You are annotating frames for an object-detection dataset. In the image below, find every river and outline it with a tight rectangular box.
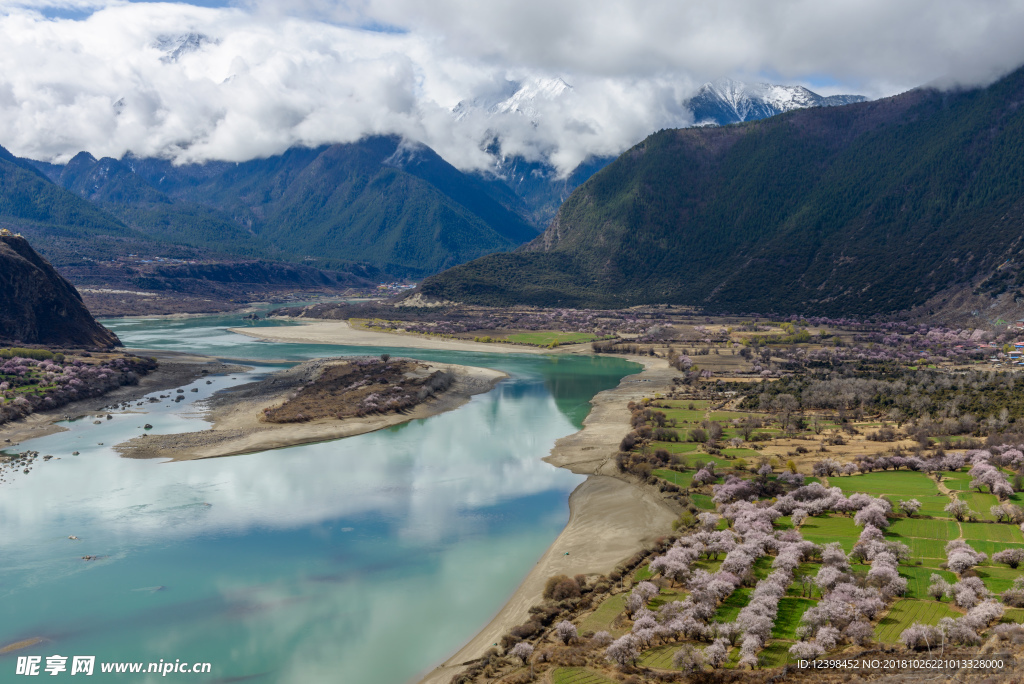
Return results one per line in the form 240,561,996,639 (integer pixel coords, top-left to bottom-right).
0,313,639,683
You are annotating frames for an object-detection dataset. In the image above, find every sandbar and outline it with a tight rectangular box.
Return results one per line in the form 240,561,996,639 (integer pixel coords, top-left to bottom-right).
230,320,571,354
115,358,507,461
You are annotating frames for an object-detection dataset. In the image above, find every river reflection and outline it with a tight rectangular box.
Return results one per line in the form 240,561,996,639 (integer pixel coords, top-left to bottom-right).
0,317,638,684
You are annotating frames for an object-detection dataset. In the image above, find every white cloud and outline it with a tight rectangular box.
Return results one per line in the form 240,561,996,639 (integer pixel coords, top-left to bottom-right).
0,0,1023,173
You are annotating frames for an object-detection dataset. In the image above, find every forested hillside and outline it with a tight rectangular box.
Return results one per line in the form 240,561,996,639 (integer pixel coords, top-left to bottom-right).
420,66,1024,315
31,136,539,277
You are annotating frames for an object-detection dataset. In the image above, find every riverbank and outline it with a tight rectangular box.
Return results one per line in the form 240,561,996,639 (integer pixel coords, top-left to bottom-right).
229,319,589,355
115,358,507,461
0,351,244,450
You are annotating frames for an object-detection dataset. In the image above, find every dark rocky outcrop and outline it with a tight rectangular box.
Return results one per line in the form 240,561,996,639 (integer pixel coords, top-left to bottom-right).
0,231,119,348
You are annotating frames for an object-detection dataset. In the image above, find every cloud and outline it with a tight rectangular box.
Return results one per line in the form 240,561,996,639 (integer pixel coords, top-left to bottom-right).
0,0,1023,173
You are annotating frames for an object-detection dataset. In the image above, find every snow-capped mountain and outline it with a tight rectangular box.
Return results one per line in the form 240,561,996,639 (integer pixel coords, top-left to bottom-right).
686,78,867,126
452,77,572,122
451,76,867,226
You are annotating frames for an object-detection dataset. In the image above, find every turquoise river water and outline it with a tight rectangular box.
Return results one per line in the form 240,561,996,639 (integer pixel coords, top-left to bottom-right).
0,313,639,683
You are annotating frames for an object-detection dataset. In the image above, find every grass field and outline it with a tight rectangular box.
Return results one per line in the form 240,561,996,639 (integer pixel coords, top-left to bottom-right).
758,641,794,668
975,565,1022,593
874,600,963,643
830,471,943,499
967,540,1024,560
799,515,861,551
959,492,1002,521
551,667,617,684
772,598,817,639
649,590,686,610
942,471,972,491
915,495,957,519
649,442,702,454
504,332,598,346
961,522,1024,544
886,518,959,541
899,566,956,600
720,448,760,459
714,587,752,622
638,645,680,669
653,469,695,488
660,409,708,424
1002,608,1024,623
579,594,626,635
691,494,716,510
885,518,960,561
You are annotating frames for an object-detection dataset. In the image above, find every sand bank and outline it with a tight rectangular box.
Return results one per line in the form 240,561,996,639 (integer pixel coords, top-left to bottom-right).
230,320,566,354
115,359,507,461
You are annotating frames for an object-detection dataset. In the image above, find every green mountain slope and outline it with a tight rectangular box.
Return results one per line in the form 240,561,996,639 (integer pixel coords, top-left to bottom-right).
421,66,1024,315
39,136,539,276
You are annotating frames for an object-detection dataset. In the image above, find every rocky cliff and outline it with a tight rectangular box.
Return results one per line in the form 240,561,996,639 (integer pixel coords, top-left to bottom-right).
0,231,120,347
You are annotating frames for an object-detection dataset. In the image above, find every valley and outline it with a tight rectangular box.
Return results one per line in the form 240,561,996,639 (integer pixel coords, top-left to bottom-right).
3,13,1024,684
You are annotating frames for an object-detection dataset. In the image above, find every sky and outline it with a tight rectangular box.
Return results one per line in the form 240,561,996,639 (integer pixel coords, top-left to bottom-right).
2,0,1024,174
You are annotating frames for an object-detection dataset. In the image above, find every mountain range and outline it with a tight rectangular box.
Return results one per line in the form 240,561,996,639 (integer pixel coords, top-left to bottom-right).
685,78,867,126
419,65,1024,317
0,75,869,295
23,136,537,278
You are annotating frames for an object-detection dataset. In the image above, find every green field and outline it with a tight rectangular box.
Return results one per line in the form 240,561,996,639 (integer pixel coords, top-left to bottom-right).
579,594,626,635
942,471,972,491
758,641,794,668
914,495,957,518
886,518,959,541
959,492,1002,521
772,598,817,639
799,516,861,552
691,494,716,510
650,442,702,454
653,469,695,488
638,645,680,669
899,566,956,600
1002,608,1024,623
966,540,1024,559
504,331,599,346
720,447,760,459
551,667,617,684
897,536,949,561
660,409,708,424
961,522,1024,544
714,587,752,622
975,565,1023,593
874,600,963,643
830,471,943,499
885,518,960,561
